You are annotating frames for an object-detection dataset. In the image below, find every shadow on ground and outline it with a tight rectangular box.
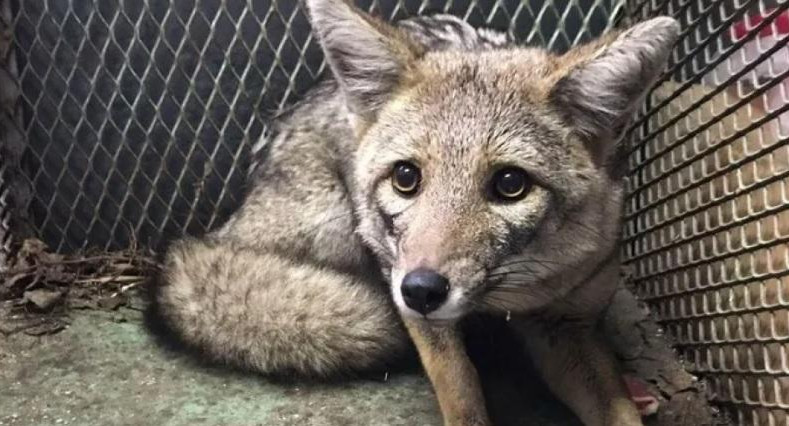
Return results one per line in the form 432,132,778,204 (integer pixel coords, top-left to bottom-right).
0,308,577,426
0,285,726,426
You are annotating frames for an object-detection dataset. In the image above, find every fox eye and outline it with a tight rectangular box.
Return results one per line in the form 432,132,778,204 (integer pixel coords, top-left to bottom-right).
491,167,531,202
392,161,421,196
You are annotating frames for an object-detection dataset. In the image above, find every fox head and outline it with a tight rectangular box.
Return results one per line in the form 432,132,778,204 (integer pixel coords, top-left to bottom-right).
306,0,679,321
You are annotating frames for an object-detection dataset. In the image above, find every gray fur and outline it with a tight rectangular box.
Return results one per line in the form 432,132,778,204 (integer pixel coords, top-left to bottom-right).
154,3,516,378
153,0,679,423
156,237,401,375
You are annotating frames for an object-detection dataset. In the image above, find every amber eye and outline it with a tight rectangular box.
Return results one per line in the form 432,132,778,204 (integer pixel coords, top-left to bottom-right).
491,167,531,201
392,161,421,196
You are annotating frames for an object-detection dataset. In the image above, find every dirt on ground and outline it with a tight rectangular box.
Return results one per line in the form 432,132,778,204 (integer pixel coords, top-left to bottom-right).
0,238,159,336
603,274,732,426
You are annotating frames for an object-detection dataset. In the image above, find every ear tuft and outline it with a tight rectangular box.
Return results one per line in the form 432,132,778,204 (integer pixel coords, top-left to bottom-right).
550,17,680,157
306,0,421,120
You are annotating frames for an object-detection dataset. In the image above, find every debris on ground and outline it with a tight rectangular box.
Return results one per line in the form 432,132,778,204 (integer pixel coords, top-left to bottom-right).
604,269,732,426
0,238,160,336
0,239,728,425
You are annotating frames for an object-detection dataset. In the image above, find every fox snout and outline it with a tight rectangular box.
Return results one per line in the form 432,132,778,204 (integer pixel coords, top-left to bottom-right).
392,231,485,320
392,224,466,318
400,268,450,314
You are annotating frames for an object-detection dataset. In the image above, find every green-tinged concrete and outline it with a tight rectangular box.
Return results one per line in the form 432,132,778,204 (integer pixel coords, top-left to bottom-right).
0,310,441,426
0,288,723,425
0,308,580,426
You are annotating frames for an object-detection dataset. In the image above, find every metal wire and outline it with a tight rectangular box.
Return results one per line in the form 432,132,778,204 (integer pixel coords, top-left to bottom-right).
11,0,618,253
624,0,789,423
11,0,789,422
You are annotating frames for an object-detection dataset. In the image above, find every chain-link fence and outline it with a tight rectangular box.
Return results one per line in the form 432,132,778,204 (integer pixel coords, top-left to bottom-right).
6,0,789,423
11,0,618,253
624,0,789,424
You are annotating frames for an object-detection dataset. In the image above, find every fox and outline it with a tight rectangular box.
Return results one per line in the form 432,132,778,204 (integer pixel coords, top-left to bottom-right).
150,0,681,425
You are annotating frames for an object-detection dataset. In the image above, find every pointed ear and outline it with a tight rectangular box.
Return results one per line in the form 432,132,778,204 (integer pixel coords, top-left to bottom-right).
549,17,680,158
306,0,422,121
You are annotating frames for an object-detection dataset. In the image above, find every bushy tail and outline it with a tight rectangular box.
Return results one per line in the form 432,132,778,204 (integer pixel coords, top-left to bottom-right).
148,237,408,377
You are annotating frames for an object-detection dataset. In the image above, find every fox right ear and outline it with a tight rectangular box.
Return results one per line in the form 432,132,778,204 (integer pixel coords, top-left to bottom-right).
306,0,422,122
549,17,680,161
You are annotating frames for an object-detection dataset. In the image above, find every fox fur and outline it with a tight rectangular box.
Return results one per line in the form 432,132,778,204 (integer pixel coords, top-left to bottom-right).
151,1,680,424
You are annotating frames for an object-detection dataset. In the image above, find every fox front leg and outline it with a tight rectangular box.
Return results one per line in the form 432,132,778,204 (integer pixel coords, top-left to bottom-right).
404,318,490,426
514,319,643,426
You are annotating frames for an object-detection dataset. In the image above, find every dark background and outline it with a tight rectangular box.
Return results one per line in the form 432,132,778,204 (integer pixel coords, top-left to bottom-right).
12,0,624,252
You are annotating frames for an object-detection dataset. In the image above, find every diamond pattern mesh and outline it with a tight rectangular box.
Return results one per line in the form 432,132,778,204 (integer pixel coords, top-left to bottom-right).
11,0,618,253
624,0,789,423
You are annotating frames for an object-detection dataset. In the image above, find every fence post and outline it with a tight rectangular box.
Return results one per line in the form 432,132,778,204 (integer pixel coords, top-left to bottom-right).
0,0,29,270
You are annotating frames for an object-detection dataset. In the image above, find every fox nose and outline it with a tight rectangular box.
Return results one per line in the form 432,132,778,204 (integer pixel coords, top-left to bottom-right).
401,268,450,315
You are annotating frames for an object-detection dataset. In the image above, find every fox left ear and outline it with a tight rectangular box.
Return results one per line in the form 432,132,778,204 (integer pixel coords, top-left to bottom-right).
549,17,680,159
306,0,422,123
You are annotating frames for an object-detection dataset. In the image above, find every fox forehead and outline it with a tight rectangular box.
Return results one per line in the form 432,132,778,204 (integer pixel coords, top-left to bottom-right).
414,47,556,97
382,49,576,143
364,50,596,188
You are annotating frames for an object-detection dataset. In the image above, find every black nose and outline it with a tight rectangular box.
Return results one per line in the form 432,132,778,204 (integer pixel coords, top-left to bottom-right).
401,268,450,315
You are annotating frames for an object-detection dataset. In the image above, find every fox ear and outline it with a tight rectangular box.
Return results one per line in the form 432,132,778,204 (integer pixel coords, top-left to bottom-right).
306,0,421,121
549,17,680,159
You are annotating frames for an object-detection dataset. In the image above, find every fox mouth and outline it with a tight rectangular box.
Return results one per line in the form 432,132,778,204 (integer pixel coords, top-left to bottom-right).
389,267,473,322
397,305,463,323
394,290,471,323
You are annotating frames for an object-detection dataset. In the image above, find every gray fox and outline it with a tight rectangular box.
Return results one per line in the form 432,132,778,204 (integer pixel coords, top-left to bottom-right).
151,1,680,424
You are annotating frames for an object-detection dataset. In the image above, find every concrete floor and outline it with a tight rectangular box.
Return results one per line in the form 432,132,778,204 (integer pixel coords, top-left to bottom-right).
1,309,443,426
0,307,581,426
0,287,723,426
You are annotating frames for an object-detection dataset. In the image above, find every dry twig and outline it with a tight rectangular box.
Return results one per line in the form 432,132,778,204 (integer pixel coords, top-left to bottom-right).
0,238,161,336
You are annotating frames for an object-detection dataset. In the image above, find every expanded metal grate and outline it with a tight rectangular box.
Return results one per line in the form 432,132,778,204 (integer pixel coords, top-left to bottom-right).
624,0,789,424
11,0,618,253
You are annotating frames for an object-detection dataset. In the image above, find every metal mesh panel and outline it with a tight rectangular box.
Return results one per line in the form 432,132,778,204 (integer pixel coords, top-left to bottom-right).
624,0,789,423
11,0,789,421
12,0,619,253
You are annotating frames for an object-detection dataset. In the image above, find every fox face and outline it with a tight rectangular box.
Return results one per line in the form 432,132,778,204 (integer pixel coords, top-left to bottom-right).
307,0,679,321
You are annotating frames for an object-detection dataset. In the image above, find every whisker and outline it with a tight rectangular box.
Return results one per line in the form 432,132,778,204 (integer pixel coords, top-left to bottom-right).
486,271,537,281
492,258,565,274
486,265,537,277
495,257,565,269
489,280,557,298
472,294,514,312
564,217,612,244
